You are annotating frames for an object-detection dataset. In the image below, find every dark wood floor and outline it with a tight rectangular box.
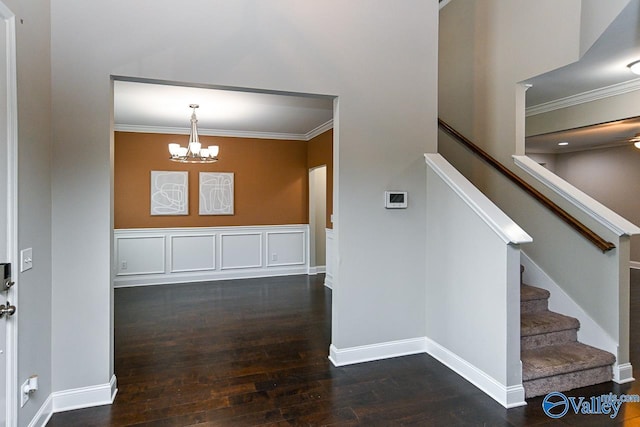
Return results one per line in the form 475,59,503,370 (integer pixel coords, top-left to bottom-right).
48,271,640,426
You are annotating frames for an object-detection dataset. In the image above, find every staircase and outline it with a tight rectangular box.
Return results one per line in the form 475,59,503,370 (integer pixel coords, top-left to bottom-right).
520,281,616,398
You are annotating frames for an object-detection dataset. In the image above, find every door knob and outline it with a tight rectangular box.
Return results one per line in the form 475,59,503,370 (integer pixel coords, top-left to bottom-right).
0,302,16,318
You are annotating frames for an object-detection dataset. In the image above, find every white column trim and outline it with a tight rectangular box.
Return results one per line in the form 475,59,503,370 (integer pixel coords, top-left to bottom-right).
613,362,635,384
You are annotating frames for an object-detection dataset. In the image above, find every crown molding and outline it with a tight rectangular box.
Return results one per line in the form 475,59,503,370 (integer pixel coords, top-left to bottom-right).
439,0,452,9
115,119,333,142
526,78,640,117
305,119,333,140
114,124,307,141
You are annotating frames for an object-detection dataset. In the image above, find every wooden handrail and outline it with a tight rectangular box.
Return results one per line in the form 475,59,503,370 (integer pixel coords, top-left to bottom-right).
438,118,616,252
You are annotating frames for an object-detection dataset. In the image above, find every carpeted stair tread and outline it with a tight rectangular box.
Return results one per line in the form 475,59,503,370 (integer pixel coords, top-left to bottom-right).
522,341,616,381
521,284,549,302
519,279,615,397
521,310,579,337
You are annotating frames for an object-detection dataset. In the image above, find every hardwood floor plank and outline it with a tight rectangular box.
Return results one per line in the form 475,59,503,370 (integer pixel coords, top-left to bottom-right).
47,272,640,426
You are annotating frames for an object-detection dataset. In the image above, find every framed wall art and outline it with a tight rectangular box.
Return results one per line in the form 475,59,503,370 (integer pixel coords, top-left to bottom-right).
150,171,188,215
199,172,234,215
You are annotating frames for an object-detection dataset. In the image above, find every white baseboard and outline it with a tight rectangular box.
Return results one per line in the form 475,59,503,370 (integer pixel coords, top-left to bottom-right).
424,337,526,408
28,376,117,427
329,337,525,408
307,265,326,275
614,362,635,384
328,337,426,367
52,375,117,413
27,394,53,427
114,267,308,288
631,261,640,270
324,274,333,289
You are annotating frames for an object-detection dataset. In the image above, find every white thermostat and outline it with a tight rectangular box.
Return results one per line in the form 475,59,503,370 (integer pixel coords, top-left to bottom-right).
384,191,408,209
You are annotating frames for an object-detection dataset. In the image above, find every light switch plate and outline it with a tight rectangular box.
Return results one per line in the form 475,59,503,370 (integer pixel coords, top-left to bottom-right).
20,248,33,272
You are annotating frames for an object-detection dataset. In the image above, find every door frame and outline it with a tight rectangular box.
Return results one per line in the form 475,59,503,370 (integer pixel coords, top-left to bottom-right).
0,2,19,425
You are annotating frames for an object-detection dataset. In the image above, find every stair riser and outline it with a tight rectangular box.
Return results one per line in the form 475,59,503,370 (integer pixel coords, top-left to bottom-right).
521,299,548,314
524,365,613,398
521,329,577,350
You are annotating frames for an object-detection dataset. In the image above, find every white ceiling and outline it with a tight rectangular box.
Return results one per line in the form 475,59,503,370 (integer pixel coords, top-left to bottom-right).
525,1,640,154
524,0,640,107
113,80,334,140
116,2,640,149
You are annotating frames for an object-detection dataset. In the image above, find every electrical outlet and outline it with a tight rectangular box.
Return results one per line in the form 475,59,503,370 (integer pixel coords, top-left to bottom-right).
21,375,38,407
271,253,277,261
20,378,29,407
121,260,127,270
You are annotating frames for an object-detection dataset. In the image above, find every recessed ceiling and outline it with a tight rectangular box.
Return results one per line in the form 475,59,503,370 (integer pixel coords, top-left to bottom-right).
525,1,640,154
524,0,640,107
526,116,640,154
113,80,334,140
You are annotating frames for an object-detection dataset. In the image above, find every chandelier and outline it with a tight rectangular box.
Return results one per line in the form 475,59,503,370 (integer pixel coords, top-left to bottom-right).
168,104,219,163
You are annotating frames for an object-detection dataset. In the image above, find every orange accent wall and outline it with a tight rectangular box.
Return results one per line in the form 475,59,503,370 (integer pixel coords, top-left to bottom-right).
307,129,334,229
115,132,311,229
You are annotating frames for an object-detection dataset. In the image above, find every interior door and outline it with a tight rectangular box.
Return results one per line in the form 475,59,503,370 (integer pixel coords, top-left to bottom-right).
0,3,17,426
0,10,6,421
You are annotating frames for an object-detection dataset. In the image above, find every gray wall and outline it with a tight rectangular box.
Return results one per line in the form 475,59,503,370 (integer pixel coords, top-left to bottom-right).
439,0,631,369
4,0,53,425
50,1,438,392
554,146,640,261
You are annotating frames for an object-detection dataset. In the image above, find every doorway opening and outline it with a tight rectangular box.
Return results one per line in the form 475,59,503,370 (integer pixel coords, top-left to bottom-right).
308,165,327,275
110,76,338,379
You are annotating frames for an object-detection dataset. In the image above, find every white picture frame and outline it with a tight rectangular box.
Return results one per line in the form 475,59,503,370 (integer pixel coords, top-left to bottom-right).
199,172,234,215
150,171,189,215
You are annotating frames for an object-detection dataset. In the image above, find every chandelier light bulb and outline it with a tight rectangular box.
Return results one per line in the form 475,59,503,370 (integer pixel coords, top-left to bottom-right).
189,141,201,154
168,143,180,156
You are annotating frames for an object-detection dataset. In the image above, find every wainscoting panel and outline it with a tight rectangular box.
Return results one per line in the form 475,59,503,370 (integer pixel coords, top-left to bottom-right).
220,232,262,270
170,234,215,273
266,231,305,267
116,235,165,276
114,225,309,287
